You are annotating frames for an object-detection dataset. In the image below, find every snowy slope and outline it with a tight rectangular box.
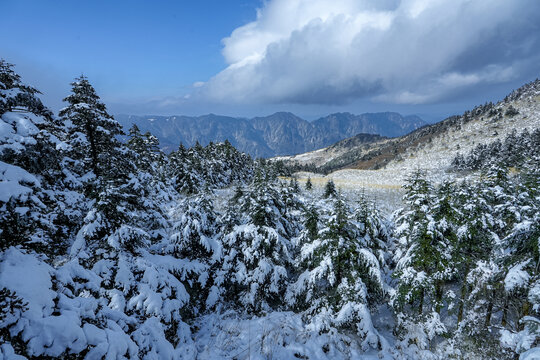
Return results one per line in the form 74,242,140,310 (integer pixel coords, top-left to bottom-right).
383,81,540,175
286,79,540,189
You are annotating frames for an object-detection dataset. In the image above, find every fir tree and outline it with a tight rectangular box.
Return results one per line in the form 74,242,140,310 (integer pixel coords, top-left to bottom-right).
0,61,68,253
287,196,387,349
393,171,455,326
0,59,53,118
324,179,337,198
59,75,123,181
302,204,319,244
218,174,296,313
305,176,313,190
169,190,221,315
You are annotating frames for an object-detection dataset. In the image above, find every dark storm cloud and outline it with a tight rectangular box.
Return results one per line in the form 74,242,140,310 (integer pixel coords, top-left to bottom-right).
197,0,540,106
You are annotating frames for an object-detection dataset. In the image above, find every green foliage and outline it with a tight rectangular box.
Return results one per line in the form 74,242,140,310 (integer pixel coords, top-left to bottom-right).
302,204,319,243
323,179,337,198
60,75,123,180
305,176,313,190
0,288,27,322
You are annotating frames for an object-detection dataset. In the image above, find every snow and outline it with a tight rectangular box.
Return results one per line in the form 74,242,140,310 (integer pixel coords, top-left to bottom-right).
0,248,90,357
0,343,26,360
520,347,540,360
1,73,539,359
505,261,531,292
193,312,388,360
0,112,41,154
0,248,55,319
0,161,39,202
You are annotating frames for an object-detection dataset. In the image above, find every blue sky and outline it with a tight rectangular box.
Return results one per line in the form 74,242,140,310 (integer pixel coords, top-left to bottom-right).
2,0,261,107
2,0,540,122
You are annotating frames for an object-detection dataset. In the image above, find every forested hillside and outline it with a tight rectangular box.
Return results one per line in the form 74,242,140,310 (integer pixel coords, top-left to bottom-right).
284,79,540,176
1,60,539,359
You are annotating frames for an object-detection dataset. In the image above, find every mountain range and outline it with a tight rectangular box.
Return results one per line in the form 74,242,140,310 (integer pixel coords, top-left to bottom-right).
115,112,426,157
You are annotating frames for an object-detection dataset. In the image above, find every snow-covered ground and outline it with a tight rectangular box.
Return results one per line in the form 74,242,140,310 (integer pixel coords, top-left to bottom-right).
384,97,540,175
193,312,391,360
285,84,540,206
284,172,404,215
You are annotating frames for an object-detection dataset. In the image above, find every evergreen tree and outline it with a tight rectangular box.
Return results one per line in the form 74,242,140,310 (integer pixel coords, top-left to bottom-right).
169,190,222,315
218,174,296,313
324,179,337,198
305,176,313,190
287,196,387,349
392,172,454,348
496,170,540,355
290,177,300,193
0,59,52,118
0,60,68,253
59,75,124,182
127,124,164,174
453,180,496,327
394,171,452,315
301,203,319,244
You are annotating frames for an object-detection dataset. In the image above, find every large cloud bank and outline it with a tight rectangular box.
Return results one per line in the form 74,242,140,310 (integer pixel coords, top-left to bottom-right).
200,0,540,105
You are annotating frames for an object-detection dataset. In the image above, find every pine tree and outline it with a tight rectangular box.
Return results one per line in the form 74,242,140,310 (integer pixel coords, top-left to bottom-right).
0,59,53,118
290,177,300,193
497,170,540,349
453,180,496,327
0,60,67,253
305,176,313,190
218,174,295,313
287,196,387,349
127,124,164,173
392,173,460,352
324,179,337,198
392,171,455,347
302,203,319,244
169,190,222,315
59,75,124,182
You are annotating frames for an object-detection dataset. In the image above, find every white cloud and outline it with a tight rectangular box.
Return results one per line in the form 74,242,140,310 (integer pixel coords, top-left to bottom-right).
198,0,540,105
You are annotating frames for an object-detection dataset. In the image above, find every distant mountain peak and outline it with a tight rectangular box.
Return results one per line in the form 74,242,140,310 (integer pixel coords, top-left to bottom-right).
115,111,426,157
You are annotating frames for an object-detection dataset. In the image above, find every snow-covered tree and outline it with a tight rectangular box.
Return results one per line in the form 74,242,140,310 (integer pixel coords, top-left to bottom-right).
305,176,313,190
0,59,52,119
452,180,497,327
497,170,540,357
168,190,222,315
217,173,296,313
0,60,69,254
287,196,388,350
59,75,124,185
392,170,435,315
324,179,337,198
392,174,462,351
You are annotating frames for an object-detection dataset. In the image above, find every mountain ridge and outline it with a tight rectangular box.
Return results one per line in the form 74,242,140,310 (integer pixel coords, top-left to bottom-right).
115,111,426,157
282,79,540,175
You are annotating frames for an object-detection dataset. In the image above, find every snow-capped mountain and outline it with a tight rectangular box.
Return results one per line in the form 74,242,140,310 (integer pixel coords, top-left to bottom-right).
115,111,426,157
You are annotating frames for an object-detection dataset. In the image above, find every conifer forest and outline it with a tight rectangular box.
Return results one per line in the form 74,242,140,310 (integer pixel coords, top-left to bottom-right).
0,59,539,360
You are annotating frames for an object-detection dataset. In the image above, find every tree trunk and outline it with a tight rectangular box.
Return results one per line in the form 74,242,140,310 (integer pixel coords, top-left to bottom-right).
485,299,493,328
418,288,424,315
435,282,443,314
501,299,508,328
457,282,467,324
519,301,531,331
